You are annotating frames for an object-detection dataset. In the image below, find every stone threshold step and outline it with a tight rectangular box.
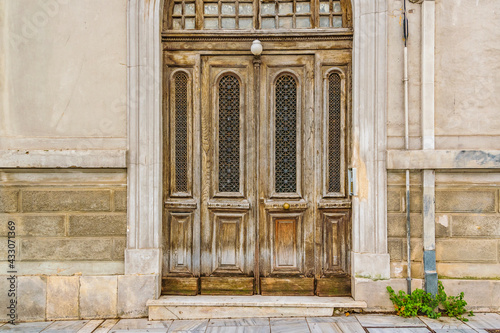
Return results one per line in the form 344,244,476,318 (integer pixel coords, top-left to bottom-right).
147,296,367,320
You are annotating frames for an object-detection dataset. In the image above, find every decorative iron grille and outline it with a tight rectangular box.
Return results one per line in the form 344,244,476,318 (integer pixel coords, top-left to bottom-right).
174,72,189,193
328,72,341,193
218,74,240,193
275,75,297,193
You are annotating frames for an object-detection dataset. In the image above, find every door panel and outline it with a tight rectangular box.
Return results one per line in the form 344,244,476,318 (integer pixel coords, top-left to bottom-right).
163,51,351,296
199,56,256,293
259,55,315,288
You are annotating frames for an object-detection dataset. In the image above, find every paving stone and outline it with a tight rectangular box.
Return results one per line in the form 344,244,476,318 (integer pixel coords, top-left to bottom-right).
168,319,208,332
80,276,117,319
270,318,310,333
78,320,104,333
0,321,52,332
43,320,89,332
464,313,500,330
206,327,271,333
46,276,79,320
117,275,157,318
433,328,474,333
22,190,111,212
355,314,426,327
208,319,270,326
111,318,172,332
308,322,343,333
68,214,127,236
307,317,365,333
18,276,46,322
367,329,431,333
93,319,119,333
419,316,471,330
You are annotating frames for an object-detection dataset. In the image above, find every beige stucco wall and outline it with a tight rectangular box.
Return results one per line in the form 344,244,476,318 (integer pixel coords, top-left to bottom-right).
435,0,500,149
387,0,500,150
0,0,127,150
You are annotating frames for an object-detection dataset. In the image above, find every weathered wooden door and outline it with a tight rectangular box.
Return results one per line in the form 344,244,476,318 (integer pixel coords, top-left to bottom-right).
163,51,351,296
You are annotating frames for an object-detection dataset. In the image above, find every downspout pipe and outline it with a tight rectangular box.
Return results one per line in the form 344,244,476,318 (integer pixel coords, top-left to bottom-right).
403,0,412,295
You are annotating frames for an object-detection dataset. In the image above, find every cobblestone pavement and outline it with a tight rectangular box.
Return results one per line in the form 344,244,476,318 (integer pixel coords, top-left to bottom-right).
0,313,499,332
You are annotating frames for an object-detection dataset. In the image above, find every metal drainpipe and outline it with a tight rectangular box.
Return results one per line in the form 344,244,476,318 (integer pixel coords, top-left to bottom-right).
403,0,412,295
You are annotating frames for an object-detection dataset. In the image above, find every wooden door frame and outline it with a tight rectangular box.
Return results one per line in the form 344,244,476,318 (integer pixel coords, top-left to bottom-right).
126,0,389,302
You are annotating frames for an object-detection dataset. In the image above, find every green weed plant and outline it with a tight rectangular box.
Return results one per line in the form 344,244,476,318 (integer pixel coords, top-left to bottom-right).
386,281,474,321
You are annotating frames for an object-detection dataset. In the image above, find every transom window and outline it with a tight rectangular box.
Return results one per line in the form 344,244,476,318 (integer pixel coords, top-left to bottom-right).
166,0,350,30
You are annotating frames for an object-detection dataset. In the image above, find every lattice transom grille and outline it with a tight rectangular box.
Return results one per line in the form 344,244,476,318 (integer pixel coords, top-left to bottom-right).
174,72,189,193
328,72,342,193
218,75,241,193
275,75,297,193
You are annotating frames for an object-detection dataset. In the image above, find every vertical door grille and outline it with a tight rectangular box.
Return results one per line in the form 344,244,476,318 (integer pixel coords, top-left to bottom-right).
328,72,341,193
174,72,188,193
218,74,241,193
275,75,297,193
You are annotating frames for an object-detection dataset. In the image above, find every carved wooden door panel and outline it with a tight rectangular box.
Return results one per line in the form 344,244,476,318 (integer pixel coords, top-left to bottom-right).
162,51,352,296
199,55,257,294
257,55,316,295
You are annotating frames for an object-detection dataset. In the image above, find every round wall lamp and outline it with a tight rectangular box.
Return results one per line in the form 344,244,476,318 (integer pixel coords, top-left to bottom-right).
251,40,263,56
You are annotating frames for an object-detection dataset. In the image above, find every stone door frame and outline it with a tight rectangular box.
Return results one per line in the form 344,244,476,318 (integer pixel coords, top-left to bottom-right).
126,0,389,299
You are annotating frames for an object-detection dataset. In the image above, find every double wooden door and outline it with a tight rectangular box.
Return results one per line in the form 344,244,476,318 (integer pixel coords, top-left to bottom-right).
163,52,351,296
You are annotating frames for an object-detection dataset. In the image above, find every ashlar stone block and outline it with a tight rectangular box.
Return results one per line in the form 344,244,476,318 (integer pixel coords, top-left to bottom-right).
20,238,113,261
451,215,500,237
18,215,65,237
436,190,495,213
387,188,402,212
436,239,497,262
18,276,47,322
80,276,117,319
114,189,127,212
68,214,126,236
47,276,79,320
0,189,19,213
118,275,158,318
22,190,110,212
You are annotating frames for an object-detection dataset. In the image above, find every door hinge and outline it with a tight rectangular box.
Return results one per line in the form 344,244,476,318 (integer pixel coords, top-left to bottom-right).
348,168,357,196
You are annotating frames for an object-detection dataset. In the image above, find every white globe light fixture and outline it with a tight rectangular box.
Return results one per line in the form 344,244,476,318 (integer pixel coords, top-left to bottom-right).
251,40,263,56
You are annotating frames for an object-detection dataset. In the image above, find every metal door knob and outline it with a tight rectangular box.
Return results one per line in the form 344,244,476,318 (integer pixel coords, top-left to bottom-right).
283,203,290,210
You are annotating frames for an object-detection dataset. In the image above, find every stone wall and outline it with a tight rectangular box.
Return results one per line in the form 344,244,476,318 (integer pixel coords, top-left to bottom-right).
387,171,500,310
0,274,157,322
0,169,126,275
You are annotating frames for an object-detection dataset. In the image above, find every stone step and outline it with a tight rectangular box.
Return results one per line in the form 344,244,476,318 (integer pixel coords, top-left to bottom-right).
147,295,367,320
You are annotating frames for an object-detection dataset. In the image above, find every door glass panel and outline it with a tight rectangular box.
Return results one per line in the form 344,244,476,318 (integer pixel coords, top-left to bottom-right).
174,72,188,193
275,75,297,193
218,74,241,193
328,72,341,193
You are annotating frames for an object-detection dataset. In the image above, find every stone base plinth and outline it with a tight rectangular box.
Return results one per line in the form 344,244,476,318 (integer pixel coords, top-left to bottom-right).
147,296,367,320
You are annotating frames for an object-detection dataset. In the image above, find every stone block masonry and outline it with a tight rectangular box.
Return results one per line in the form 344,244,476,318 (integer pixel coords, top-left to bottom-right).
0,274,157,322
387,171,500,280
0,170,127,276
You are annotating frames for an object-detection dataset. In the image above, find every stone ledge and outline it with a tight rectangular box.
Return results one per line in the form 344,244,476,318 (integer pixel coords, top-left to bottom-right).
0,149,127,168
387,150,500,170
147,296,367,320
